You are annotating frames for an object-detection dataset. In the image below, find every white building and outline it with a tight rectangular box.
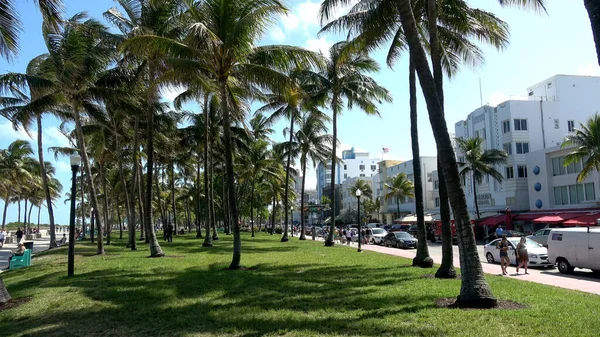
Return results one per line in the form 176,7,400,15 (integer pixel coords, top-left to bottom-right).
526,145,599,211
454,74,600,214
316,147,379,200
379,156,438,224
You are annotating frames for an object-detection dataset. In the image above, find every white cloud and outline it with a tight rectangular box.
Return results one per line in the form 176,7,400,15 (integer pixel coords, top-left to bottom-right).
0,122,35,141
54,161,71,173
577,62,600,76
270,27,286,42
44,126,72,148
160,85,187,104
304,37,332,56
487,92,529,107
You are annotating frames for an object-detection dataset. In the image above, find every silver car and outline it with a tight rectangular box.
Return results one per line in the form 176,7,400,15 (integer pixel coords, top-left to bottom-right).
484,237,553,267
369,228,388,245
527,228,551,247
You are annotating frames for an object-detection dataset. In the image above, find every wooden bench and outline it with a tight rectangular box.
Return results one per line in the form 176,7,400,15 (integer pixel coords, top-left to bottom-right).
9,249,32,270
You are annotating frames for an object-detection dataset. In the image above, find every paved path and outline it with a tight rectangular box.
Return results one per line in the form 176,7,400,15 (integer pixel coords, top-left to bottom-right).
299,234,600,296
0,232,59,272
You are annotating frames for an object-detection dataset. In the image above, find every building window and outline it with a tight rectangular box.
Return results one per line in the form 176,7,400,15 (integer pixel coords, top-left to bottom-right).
359,165,365,170
344,165,347,170
481,128,486,139
370,165,376,171
502,120,510,133
505,166,514,179
528,90,534,96
554,186,568,206
434,197,440,207
514,119,527,131
547,82,552,89
515,142,529,154
506,196,516,206
503,143,512,155
568,120,575,132
434,180,439,190
517,165,527,178
360,174,365,177
344,173,347,179
585,183,595,201
554,119,560,129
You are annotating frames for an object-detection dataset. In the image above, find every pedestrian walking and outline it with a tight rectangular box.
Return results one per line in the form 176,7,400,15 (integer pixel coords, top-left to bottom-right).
497,235,510,275
346,228,352,245
516,236,529,274
0,229,5,248
167,223,174,242
16,227,24,243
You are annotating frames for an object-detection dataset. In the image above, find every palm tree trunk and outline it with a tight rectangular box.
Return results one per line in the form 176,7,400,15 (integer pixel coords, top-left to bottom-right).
585,0,600,66
90,209,95,243
220,79,241,269
80,170,86,239
409,57,432,268
210,150,218,241
270,196,276,235
299,156,307,240
2,191,9,230
397,198,400,218
144,94,164,257
118,132,135,250
170,161,177,235
396,0,495,307
282,111,296,242
28,202,34,234
17,197,21,228
117,201,123,240
73,110,104,254
137,162,145,241
250,182,255,237
435,162,456,279
23,199,27,232
473,173,481,222
222,173,230,235
37,115,57,248
203,96,213,246
37,204,41,231
100,164,111,245
196,153,203,238
325,98,339,246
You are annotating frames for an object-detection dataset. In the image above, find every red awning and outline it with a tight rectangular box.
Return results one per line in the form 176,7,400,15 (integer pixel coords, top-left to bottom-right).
478,215,505,227
563,213,600,227
514,213,550,221
532,213,582,224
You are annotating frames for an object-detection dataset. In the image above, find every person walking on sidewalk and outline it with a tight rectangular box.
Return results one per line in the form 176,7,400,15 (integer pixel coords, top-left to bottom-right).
497,235,510,275
516,236,529,274
16,227,24,243
0,229,5,248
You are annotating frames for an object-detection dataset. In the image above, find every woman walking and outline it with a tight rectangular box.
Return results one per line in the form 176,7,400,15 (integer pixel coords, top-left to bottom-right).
497,235,510,275
516,236,529,274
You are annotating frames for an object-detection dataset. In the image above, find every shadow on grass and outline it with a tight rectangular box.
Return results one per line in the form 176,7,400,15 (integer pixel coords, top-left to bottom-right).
3,257,441,336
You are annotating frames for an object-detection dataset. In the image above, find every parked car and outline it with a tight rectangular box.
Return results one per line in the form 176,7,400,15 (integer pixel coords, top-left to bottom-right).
408,224,418,237
389,224,411,232
528,228,551,247
483,230,525,244
366,223,383,228
548,228,600,274
369,228,388,245
383,231,418,249
484,237,552,267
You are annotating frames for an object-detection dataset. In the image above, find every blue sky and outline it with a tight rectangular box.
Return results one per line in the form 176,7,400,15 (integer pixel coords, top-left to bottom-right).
0,0,598,225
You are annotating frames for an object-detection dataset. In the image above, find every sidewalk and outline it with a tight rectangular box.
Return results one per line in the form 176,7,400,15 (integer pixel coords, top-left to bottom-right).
358,243,600,296
0,232,57,271
299,234,600,296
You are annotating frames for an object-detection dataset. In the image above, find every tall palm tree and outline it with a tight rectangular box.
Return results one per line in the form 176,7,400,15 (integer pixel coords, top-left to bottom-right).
563,113,600,182
319,41,392,247
0,55,65,248
0,0,64,60
123,0,322,269
296,111,331,240
456,137,508,221
384,173,414,219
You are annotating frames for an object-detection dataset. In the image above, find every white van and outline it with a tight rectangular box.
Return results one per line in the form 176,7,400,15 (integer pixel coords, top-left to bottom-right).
547,227,600,274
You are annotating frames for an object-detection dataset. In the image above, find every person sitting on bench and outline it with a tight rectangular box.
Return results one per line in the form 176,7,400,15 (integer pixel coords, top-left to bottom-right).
57,234,67,247
8,242,26,263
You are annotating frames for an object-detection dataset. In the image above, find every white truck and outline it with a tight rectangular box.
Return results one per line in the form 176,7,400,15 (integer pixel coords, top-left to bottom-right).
547,227,600,274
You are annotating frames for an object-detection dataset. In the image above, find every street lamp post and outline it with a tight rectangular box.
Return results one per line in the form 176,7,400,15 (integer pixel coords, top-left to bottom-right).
356,189,362,252
68,155,81,277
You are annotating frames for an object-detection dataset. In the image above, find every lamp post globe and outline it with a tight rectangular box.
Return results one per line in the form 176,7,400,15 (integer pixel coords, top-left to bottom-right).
355,189,362,252
68,155,81,277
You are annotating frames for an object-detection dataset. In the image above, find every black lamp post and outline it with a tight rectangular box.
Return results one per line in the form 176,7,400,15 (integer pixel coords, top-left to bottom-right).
68,155,81,277
356,189,362,252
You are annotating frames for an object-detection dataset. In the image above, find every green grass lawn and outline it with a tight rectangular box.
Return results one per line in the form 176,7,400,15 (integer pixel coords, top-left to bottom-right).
1,232,599,337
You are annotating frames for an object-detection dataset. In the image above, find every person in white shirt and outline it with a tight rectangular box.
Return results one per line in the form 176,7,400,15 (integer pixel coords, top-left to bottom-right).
346,228,352,245
0,229,5,248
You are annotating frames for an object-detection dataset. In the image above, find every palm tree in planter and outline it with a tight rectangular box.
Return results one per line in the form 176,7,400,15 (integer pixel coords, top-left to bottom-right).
563,113,600,182
384,173,414,220
456,137,508,222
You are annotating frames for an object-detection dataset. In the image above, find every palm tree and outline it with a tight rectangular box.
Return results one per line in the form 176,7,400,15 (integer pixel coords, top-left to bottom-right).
319,41,392,247
384,173,414,219
0,55,65,248
123,0,322,269
296,111,331,240
0,0,64,60
0,140,35,229
563,113,600,182
456,137,508,221
348,179,373,199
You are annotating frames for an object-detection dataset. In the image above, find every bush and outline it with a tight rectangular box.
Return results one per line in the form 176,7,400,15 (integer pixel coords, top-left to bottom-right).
275,228,283,234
